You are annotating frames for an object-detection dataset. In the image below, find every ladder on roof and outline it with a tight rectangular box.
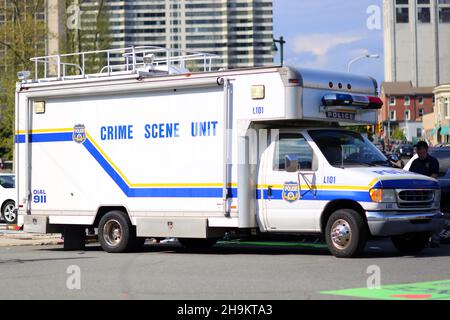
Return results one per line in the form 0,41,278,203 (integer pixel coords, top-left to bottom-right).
29,46,219,82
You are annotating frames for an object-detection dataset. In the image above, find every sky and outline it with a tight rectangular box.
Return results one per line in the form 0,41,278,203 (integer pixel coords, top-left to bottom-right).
273,0,384,85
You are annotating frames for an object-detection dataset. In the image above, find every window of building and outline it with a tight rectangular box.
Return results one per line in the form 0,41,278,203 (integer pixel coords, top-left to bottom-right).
396,7,410,23
390,110,397,121
439,8,450,23
417,0,430,4
419,108,425,117
390,96,396,106
445,98,450,119
417,128,423,138
397,0,409,4
404,110,411,120
404,96,411,105
418,96,424,104
418,7,431,23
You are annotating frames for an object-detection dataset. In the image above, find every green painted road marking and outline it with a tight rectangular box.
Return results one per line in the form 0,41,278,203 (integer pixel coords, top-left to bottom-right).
322,279,450,300
218,240,328,250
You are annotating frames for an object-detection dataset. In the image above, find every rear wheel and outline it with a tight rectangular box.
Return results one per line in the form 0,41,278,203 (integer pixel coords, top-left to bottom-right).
2,200,16,224
178,238,219,251
391,232,430,255
98,211,136,253
325,209,368,258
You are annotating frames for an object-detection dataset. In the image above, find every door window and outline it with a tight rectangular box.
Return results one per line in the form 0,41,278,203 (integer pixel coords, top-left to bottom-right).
274,134,314,171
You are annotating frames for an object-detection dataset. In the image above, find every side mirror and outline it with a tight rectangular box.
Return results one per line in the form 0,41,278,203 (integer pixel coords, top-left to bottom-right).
285,155,300,173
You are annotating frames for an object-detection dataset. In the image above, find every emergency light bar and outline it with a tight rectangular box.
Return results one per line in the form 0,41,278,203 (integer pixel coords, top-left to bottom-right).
322,94,383,109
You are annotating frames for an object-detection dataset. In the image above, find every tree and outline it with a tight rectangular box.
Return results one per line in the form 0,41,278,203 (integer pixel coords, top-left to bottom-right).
64,0,111,74
0,0,47,160
391,128,406,141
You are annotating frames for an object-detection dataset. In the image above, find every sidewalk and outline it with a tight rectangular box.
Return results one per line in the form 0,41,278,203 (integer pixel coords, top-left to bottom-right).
0,226,63,247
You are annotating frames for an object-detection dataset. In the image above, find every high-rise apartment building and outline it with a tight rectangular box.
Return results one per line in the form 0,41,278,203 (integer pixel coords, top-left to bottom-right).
80,0,274,70
384,0,450,87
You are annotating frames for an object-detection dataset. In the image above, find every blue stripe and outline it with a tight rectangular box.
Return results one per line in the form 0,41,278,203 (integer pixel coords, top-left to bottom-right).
15,133,72,144
372,179,440,190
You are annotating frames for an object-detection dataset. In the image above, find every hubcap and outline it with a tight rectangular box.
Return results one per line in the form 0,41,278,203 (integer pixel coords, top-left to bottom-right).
3,203,16,223
103,220,122,247
331,219,352,250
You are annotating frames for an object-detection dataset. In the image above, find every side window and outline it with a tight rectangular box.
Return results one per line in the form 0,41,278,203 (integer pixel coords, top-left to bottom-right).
274,134,314,171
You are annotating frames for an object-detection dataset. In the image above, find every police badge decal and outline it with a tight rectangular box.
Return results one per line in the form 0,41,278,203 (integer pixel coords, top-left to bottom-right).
282,181,300,203
73,124,86,143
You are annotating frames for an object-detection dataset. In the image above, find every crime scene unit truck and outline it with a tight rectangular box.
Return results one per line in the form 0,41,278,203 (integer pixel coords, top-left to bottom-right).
14,47,445,258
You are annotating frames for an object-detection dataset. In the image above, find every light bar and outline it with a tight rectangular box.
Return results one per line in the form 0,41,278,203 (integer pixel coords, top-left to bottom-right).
322,94,383,109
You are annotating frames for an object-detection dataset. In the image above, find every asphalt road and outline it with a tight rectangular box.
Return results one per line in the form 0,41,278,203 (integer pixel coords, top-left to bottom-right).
1,239,450,300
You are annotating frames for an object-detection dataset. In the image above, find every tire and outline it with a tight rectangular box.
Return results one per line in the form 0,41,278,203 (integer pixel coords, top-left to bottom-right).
1,200,16,225
178,238,219,251
98,211,136,253
63,226,86,251
391,232,430,255
325,209,368,258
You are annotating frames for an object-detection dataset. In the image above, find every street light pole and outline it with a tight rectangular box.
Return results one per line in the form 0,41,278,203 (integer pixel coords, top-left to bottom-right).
273,36,286,66
347,53,379,73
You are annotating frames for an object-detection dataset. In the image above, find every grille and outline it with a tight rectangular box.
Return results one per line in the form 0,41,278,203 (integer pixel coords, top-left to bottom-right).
397,190,434,208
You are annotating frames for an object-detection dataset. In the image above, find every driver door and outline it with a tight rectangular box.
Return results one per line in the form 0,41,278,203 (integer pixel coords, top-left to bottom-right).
260,133,318,232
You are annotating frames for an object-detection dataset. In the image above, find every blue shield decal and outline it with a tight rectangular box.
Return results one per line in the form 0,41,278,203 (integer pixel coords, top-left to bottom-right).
73,124,86,144
282,181,300,203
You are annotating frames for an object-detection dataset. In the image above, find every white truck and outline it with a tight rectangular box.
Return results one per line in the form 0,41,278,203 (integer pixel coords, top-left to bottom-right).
15,47,445,258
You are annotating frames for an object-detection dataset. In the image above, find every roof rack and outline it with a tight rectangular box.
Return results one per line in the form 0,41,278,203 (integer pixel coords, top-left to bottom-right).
28,46,219,83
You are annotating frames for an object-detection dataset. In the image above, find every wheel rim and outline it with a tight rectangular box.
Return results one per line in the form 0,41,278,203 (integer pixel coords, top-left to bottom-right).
3,203,16,223
330,219,352,250
103,219,122,247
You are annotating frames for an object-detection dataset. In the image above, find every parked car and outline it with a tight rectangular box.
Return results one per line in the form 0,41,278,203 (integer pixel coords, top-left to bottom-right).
0,173,16,224
392,143,414,159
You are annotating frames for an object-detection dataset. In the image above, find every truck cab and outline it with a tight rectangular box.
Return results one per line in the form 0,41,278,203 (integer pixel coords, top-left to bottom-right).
256,127,442,257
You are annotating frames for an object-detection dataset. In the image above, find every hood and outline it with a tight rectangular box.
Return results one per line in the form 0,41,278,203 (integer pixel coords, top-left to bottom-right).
348,167,440,190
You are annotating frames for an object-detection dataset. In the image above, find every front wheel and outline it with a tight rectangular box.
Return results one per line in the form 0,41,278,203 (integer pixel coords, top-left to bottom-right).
391,232,430,255
2,200,16,224
325,209,368,258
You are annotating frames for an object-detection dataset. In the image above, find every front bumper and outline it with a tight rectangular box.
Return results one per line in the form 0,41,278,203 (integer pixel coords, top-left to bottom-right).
366,211,447,237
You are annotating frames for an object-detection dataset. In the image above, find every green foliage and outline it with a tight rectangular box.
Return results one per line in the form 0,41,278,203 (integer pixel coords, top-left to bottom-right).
391,128,405,141
0,0,47,160
64,0,112,74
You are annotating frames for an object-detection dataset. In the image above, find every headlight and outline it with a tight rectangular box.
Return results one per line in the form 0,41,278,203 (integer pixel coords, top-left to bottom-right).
369,188,397,203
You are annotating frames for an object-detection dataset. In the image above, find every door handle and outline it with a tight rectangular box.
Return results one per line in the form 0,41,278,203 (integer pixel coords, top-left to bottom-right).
267,186,273,198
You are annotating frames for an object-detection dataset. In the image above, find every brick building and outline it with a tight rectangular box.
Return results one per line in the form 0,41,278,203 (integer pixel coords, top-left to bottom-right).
379,81,435,141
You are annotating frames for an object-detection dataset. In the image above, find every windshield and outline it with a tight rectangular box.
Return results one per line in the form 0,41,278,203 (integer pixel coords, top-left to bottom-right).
308,130,389,167
0,175,15,188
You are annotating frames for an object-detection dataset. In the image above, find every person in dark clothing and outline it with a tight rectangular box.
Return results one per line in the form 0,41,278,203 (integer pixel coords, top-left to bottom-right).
409,141,441,247
409,141,439,179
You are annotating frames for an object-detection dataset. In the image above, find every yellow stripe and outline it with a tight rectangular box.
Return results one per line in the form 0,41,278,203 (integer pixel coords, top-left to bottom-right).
256,184,371,191
131,182,238,188
86,132,133,186
16,128,73,134
87,131,238,189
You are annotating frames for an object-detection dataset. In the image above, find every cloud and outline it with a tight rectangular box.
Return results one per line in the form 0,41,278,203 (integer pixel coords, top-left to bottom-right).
293,33,363,57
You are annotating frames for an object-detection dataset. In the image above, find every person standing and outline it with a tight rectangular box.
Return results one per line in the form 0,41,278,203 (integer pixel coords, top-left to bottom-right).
409,141,439,179
408,141,441,247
